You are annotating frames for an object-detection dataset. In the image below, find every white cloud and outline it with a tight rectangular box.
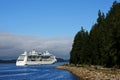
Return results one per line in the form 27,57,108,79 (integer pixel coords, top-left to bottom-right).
0,31,73,60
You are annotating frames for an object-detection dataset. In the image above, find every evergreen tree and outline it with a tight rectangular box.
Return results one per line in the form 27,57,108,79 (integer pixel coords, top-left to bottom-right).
70,1,120,68
70,27,89,64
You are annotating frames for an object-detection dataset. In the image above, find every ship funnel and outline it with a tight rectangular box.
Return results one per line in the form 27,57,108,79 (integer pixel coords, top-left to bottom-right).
23,51,27,55
32,50,36,54
31,50,38,55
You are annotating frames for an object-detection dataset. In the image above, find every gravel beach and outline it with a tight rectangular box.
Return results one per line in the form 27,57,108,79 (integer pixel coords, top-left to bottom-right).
56,64,120,80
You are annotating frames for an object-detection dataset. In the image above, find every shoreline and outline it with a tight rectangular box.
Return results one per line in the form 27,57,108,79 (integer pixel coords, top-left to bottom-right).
55,64,120,80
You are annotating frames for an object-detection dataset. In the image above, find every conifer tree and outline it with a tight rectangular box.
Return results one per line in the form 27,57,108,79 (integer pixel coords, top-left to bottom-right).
70,1,120,68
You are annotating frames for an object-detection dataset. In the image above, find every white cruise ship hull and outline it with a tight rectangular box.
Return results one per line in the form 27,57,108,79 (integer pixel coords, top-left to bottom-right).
16,50,57,66
16,60,56,66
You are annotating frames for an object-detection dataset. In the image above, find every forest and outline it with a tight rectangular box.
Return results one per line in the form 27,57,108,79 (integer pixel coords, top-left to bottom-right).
70,1,120,68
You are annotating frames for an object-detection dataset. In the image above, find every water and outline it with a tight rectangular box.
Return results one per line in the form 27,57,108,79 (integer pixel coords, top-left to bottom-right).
0,62,80,80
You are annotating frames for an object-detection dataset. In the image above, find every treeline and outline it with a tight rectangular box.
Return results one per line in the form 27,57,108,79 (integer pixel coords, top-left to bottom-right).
70,1,120,68
56,58,69,62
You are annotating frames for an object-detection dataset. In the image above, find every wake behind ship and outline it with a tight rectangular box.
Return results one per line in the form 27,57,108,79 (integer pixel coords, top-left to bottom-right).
16,50,57,66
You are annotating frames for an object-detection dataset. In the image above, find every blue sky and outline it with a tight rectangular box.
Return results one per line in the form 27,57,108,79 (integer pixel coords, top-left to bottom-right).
0,0,118,37
0,0,119,59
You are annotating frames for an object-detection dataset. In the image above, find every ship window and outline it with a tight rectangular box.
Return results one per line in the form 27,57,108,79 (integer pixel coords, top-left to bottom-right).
27,56,32,61
41,56,50,59
17,55,25,61
27,56,41,61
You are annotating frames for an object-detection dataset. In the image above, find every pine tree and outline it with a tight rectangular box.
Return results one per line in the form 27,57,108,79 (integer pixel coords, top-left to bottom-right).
70,1,120,68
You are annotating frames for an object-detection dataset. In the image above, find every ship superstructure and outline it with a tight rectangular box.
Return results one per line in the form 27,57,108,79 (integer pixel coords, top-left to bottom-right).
16,50,57,66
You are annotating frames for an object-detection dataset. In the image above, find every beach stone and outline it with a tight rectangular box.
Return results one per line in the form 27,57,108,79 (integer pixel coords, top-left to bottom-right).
56,64,120,80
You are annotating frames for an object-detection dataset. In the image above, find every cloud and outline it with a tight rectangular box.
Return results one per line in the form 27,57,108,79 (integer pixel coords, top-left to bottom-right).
0,31,73,60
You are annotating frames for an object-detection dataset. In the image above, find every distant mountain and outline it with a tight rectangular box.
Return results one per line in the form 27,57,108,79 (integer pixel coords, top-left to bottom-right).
0,60,16,63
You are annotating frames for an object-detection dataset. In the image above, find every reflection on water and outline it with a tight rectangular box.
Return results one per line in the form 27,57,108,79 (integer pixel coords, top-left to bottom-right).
0,62,80,80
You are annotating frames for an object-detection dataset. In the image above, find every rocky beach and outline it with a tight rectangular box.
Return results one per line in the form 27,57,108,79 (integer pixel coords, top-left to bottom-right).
56,64,120,80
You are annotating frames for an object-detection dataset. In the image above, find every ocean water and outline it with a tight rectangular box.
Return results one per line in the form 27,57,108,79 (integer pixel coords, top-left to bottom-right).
0,62,80,80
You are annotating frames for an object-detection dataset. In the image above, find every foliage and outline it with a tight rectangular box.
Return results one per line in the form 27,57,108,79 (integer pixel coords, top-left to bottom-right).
70,1,120,68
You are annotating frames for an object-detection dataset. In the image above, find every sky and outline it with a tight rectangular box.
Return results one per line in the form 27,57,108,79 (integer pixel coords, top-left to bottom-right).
0,0,119,60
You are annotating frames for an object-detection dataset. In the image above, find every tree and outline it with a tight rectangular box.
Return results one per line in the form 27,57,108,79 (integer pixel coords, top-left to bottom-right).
70,1,120,68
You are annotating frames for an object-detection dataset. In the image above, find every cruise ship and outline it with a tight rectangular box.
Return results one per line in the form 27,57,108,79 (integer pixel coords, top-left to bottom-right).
16,50,57,66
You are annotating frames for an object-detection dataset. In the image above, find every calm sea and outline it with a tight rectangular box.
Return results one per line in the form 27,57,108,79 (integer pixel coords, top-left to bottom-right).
0,62,80,80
